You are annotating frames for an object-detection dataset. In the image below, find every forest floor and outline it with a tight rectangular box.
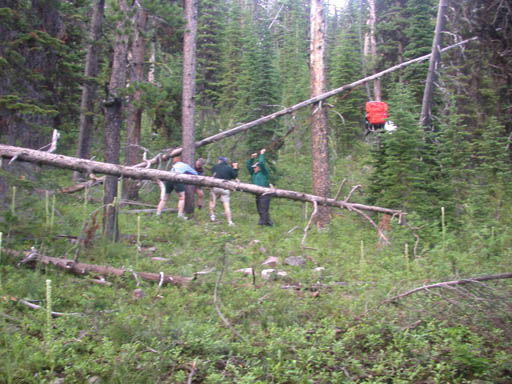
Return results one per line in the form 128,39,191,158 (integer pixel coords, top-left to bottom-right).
0,150,511,383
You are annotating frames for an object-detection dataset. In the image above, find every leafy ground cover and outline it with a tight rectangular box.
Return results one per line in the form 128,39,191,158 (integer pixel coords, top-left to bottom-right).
0,153,511,383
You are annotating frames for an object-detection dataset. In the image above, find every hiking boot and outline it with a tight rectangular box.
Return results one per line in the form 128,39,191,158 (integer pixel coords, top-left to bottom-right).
228,221,235,227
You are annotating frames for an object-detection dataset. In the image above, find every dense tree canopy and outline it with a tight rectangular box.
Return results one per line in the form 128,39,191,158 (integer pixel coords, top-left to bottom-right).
0,0,511,228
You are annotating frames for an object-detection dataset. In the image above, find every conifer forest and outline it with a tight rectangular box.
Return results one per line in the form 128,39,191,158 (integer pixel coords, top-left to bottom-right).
0,0,511,382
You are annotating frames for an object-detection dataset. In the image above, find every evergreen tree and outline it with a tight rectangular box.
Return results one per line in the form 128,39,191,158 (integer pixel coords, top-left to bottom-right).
367,85,436,220
0,0,85,149
328,6,367,153
375,0,436,103
197,0,226,111
242,20,281,154
400,0,436,103
217,1,244,116
135,1,184,145
277,0,310,107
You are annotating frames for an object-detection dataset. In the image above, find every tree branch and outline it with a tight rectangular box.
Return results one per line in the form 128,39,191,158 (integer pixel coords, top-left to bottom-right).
384,272,512,303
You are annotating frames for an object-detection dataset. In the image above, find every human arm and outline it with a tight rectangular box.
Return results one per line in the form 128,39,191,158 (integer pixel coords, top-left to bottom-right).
183,163,198,175
246,156,255,175
257,150,268,174
230,162,239,179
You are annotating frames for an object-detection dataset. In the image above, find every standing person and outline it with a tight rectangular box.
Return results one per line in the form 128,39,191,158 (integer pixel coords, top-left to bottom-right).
209,156,238,226
247,148,273,226
156,157,198,219
194,158,206,209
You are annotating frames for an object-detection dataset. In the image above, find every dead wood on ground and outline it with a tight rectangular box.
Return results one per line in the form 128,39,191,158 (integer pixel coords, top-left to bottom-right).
385,272,512,303
3,248,192,287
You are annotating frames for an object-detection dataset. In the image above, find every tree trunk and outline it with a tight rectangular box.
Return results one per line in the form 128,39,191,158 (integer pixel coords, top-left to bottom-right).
103,0,130,241
310,0,331,227
358,0,372,101
182,0,199,214
0,144,406,217
420,0,449,130
364,0,380,101
148,41,156,84
124,5,148,200
75,0,105,182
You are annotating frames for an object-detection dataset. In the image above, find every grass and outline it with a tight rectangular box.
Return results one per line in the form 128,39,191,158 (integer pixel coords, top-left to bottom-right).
0,151,511,383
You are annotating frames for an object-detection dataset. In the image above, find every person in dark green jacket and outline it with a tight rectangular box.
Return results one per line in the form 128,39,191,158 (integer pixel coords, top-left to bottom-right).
247,148,273,226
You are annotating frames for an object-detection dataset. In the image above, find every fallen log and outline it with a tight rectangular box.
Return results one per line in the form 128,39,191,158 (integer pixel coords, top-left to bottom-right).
60,178,104,193
384,272,512,303
0,144,404,217
3,248,192,287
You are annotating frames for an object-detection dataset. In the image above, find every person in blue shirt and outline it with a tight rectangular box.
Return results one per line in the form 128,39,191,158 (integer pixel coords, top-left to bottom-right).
156,157,198,219
246,148,273,226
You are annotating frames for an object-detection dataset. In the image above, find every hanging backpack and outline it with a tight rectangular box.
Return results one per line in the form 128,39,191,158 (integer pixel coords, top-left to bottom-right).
366,101,389,125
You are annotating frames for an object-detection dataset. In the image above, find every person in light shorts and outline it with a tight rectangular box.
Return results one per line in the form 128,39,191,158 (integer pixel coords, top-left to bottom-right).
209,157,238,226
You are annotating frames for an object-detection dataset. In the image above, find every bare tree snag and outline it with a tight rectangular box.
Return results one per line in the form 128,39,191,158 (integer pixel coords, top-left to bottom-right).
0,144,405,218
364,0,381,101
103,0,130,241
182,0,199,214
75,0,105,182
310,0,332,227
420,0,449,130
124,4,148,199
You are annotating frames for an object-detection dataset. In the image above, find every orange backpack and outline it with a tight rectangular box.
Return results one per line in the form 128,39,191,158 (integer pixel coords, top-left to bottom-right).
366,101,389,125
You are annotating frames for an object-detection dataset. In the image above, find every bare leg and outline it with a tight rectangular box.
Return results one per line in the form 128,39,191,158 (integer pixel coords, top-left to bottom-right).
209,191,216,219
223,201,232,223
156,194,169,215
177,192,185,217
196,188,204,209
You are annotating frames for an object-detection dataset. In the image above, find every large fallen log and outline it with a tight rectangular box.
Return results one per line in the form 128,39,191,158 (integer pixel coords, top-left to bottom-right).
3,248,192,287
0,144,404,217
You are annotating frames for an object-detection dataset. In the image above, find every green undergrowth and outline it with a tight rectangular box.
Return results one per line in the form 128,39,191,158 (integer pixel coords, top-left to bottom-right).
0,161,511,383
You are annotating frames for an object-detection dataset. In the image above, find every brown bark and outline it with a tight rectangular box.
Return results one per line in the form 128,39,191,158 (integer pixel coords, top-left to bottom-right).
0,144,405,217
310,0,331,227
420,0,449,130
75,0,105,182
103,0,130,241
124,5,148,200
182,0,199,214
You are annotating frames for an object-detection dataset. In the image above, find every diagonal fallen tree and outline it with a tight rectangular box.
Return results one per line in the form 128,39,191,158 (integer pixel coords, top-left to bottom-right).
162,37,477,158
0,144,404,217
53,37,477,197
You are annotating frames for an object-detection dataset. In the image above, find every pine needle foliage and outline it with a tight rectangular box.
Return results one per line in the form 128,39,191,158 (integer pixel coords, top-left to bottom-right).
367,85,435,220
